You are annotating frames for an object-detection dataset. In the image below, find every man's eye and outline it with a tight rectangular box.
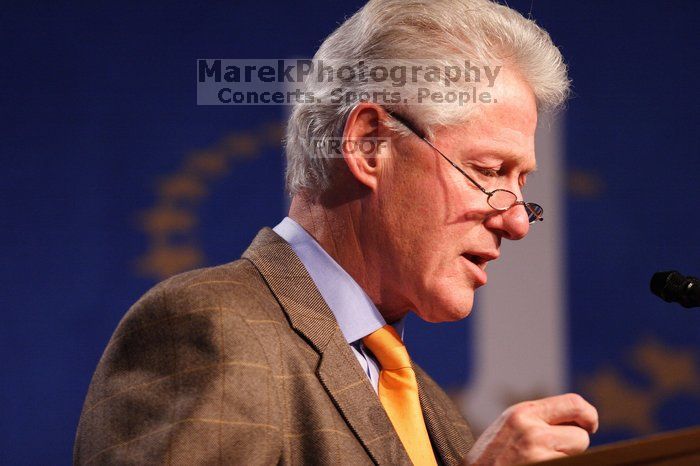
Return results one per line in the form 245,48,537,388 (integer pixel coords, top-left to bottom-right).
477,167,500,178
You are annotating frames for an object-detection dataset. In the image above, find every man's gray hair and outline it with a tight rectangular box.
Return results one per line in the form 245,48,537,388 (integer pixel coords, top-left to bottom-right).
284,0,570,196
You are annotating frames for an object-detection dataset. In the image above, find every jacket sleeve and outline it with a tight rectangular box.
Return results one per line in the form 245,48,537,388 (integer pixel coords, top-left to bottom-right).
73,283,283,465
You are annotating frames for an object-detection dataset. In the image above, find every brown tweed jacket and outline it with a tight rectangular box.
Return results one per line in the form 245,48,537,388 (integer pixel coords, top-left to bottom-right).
74,228,474,465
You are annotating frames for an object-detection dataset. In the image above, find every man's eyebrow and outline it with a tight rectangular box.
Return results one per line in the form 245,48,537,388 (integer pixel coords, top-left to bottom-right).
522,161,538,174
466,147,537,173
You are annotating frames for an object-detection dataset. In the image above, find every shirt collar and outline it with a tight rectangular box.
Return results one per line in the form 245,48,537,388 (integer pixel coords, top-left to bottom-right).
273,217,404,343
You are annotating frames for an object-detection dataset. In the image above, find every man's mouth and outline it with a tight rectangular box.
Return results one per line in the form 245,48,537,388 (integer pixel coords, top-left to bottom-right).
463,254,486,268
462,251,499,269
461,251,499,286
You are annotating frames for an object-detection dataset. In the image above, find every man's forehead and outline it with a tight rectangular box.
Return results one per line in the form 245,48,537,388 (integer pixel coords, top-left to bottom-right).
465,142,537,173
442,116,537,172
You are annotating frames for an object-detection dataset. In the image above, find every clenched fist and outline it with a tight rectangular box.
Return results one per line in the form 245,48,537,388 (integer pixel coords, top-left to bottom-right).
464,393,598,465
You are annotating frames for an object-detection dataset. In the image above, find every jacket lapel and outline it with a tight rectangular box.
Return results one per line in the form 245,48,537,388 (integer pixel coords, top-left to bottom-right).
415,365,474,466
243,228,410,465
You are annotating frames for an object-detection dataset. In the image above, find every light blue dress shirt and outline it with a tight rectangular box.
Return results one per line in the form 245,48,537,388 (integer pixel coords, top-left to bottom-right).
273,217,405,393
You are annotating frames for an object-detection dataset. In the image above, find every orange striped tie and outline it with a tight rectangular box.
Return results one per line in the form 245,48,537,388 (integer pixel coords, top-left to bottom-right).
363,325,438,466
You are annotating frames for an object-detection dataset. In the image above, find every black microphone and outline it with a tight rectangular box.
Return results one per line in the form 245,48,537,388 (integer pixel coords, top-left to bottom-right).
650,271,700,308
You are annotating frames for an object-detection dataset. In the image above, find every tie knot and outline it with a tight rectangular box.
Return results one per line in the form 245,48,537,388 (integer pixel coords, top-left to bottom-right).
362,324,411,371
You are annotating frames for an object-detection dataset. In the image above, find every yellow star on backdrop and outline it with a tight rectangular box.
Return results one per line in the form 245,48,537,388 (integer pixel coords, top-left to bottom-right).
631,339,700,396
582,367,657,434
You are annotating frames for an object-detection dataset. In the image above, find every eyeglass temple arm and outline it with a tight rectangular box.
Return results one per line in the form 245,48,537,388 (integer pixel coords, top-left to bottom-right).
385,110,491,196
386,109,543,223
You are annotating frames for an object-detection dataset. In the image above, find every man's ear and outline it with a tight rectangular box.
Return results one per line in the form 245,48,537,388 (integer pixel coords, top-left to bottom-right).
341,103,392,191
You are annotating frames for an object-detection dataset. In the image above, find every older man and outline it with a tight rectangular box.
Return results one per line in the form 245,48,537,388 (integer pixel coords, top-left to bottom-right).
75,0,597,465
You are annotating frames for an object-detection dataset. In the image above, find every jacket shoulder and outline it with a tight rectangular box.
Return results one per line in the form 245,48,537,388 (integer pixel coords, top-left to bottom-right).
74,258,285,465
88,258,285,402
128,258,280,325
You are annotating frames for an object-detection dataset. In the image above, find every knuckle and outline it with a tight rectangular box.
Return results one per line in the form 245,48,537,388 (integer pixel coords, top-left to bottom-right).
503,403,532,429
555,428,590,454
582,434,591,450
576,430,591,450
565,392,587,411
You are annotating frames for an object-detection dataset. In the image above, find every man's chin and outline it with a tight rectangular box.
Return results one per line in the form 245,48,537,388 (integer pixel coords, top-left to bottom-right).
413,295,474,323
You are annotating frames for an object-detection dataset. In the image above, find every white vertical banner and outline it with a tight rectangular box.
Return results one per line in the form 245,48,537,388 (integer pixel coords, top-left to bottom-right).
463,114,567,431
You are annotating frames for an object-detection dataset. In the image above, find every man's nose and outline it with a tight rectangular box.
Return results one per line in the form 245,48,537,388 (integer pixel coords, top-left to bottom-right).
484,202,531,240
503,203,531,240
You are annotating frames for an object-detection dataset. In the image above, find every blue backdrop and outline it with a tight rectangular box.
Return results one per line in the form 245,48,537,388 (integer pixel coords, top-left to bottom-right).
2,1,699,464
